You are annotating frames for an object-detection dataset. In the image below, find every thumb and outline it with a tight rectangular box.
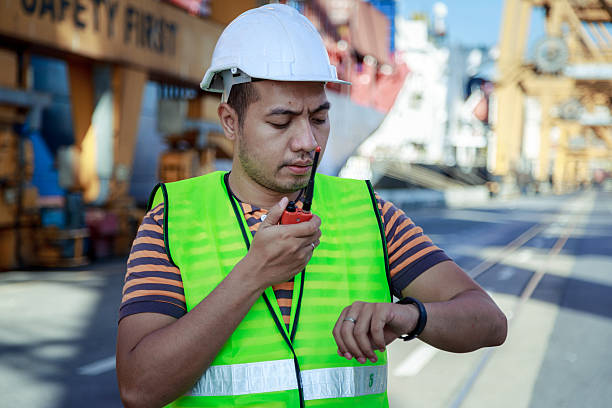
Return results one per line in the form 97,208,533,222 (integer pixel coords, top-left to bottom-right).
262,197,288,227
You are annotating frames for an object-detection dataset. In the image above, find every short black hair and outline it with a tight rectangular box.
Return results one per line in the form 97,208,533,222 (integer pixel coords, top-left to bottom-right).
227,81,260,129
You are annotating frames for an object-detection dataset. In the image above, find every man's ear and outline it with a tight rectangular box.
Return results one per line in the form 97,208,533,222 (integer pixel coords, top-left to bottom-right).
218,103,239,141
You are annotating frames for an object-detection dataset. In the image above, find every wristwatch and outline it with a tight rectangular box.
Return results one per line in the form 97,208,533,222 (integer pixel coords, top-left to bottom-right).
396,296,427,341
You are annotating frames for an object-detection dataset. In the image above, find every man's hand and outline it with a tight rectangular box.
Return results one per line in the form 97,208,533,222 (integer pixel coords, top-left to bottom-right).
242,197,322,289
332,301,418,364
330,261,508,364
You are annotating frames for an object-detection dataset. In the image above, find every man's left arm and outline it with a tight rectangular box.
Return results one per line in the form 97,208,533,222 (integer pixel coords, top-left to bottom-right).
333,260,507,363
332,195,507,364
401,259,507,352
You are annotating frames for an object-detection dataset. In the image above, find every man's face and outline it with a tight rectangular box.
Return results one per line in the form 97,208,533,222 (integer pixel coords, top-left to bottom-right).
235,81,330,193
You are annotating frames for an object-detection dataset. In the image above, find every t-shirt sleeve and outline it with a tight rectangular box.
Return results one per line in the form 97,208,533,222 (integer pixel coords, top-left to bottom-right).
375,193,452,297
119,202,187,323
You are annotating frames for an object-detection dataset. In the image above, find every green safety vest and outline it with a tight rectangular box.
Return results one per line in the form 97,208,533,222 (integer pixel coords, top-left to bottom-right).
148,171,393,407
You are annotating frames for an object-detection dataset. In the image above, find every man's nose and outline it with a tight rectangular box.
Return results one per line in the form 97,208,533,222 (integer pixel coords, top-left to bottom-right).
291,119,318,152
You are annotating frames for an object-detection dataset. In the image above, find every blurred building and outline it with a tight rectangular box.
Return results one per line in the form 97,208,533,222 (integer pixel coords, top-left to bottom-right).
341,5,494,189
446,47,496,169
0,0,260,269
344,0,612,196
352,16,449,166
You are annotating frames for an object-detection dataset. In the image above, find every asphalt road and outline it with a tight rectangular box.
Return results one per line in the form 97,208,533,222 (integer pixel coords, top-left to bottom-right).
1,189,611,408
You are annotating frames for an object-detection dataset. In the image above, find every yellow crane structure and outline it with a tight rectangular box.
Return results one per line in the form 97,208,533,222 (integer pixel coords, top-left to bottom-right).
495,0,612,192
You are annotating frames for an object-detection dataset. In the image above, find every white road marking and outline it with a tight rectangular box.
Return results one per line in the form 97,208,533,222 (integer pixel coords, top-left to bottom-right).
516,249,532,263
392,343,438,377
78,356,116,376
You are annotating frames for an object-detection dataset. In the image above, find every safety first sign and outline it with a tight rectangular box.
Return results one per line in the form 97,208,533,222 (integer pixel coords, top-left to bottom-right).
0,0,223,83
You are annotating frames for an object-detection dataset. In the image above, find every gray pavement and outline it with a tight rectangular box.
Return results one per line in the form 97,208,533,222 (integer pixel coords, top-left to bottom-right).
387,190,612,408
1,190,611,407
529,192,612,408
0,262,125,407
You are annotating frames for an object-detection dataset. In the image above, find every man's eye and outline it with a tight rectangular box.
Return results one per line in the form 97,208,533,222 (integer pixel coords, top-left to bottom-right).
312,117,327,125
269,122,290,129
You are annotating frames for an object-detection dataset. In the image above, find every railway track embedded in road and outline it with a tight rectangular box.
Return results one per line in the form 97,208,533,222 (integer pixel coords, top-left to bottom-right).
448,192,592,408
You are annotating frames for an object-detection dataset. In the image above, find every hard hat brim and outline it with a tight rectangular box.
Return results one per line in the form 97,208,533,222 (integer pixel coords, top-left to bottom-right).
200,68,351,92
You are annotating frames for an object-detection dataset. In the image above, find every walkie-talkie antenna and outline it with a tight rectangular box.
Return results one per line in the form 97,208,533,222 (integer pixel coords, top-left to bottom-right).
302,146,321,212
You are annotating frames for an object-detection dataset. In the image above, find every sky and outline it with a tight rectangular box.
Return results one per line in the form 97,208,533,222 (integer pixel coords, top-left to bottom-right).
396,0,546,50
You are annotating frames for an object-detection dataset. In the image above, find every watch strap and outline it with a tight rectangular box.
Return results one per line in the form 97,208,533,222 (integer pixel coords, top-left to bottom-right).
396,296,427,341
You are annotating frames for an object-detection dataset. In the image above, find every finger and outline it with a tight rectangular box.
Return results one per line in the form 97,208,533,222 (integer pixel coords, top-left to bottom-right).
384,327,401,346
296,245,314,266
300,232,321,250
261,197,288,226
302,241,316,251
312,238,320,249
288,215,321,238
295,228,321,250
370,305,387,352
353,305,377,362
313,228,322,242
333,308,351,359
309,228,322,244
340,303,367,363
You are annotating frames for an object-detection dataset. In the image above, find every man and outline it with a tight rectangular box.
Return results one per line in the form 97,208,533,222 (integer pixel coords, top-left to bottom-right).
116,4,506,407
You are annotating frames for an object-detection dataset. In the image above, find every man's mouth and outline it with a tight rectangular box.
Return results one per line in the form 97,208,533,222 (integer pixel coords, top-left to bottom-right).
283,160,313,175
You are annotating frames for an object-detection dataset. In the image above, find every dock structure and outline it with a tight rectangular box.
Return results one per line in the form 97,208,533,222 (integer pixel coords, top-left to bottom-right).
495,0,612,193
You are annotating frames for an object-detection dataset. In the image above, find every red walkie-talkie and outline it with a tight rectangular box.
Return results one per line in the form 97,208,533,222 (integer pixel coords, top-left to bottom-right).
280,146,321,225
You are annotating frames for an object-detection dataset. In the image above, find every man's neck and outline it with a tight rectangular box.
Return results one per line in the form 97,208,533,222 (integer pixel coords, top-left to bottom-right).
228,168,301,210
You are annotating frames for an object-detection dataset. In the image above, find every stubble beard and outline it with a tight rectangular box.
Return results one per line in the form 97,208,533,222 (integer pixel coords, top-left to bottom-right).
237,135,308,194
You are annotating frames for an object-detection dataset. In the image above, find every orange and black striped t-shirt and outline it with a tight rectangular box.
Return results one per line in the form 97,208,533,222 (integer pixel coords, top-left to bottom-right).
120,192,451,329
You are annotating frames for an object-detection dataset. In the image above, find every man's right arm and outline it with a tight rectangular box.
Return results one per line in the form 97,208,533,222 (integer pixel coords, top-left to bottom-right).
117,255,267,408
116,197,321,408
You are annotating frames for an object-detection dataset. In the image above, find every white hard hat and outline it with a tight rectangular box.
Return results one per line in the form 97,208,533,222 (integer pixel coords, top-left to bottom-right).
200,3,350,101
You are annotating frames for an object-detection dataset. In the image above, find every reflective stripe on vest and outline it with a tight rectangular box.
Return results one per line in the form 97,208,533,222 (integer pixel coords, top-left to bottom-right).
188,359,298,397
188,359,387,400
149,172,391,407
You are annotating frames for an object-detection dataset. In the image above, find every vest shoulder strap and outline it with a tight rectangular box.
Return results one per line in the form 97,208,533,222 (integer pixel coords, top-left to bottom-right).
147,173,227,268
